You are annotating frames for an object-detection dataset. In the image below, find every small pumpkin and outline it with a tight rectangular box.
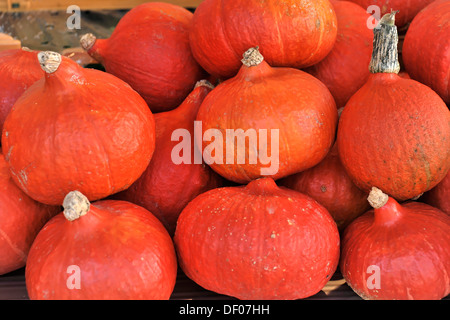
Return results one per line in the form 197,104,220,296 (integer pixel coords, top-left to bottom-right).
0,151,60,276
345,0,435,27
279,143,370,231
1,51,155,205
189,0,338,79
115,80,224,236
402,0,450,104
174,177,340,300
80,2,206,112
0,48,43,135
337,12,450,201
340,187,450,300
25,191,178,300
304,0,373,109
421,171,450,216
195,47,338,184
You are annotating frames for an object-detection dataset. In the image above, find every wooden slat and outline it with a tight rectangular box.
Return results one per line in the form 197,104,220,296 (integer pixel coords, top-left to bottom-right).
0,0,203,11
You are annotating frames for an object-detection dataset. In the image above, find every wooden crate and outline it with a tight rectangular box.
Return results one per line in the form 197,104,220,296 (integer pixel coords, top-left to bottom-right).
0,0,203,11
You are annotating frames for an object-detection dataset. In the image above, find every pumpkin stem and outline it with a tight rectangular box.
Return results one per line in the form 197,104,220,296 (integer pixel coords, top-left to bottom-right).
63,191,91,221
241,47,264,67
80,33,97,51
367,187,389,209
38,51,62,74
369,11,400,74
194,79,215,90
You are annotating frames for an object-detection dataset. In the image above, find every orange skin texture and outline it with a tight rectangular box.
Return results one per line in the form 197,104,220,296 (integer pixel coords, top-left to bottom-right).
85,2,207,113
421,171,450,216
115,84,224,236
0,153,60,275
25,199,177,300
1,56,155,206
196,59,338,184
402,0,450,103
340,197,450,300
174,178,340,300
305,0,373,109
189,0,338,79
337,73,450,201
279,143,370,231
344,0,435,27
0,49,43,134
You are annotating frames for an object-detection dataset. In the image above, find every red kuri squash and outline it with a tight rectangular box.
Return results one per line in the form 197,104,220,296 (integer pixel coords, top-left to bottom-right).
80,2,206,112
0,48,43,135
195,47,338,184
174,177,340,300
26,191,178,300
345,0,435,27
337,12,450,201
189,0,338,79
402,0,450,104
1,51,155,205
279,143,370,231
304,0,373,109
421,171,450,216
0,151,60,276
340,187,450,300
115,80,224,236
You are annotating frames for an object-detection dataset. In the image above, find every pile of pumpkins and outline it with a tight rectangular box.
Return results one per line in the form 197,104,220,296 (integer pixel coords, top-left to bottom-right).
0,0,449,300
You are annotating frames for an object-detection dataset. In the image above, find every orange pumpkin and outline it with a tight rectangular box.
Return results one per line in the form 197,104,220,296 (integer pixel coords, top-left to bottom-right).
81,2,206,112
26,191,177,300
1,51,155,205
189,0,338,79
337,12,450,201
195,47,338,183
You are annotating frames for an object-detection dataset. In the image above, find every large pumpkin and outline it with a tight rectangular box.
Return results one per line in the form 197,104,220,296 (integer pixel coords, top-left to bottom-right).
402,0,450,104
1,51,155,205
345,0,435,27
174,178,340,300
0,151,60,276
279,143,370,231
189,0,338,79
115,80,224,236
337,12,450,201
26,191,178,300
0,48,43,135
340,187,450,300
304,0,373,109
195,47,338,184
80,2,206,112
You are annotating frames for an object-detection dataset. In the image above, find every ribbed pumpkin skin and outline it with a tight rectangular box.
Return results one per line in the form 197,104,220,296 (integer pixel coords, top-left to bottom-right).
0,49,43,135
337,73,450,201
421,171,450,216
115,83,223,236
26,200,177,300
1,56,155,206
402,0,450,103
341,198,450,300
174,178,340,300
84,2,206,112
196,58,338,184
304,0,373,109
189,0,338,79
345,0,434,27
279,143,370,231
0,153,60,276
